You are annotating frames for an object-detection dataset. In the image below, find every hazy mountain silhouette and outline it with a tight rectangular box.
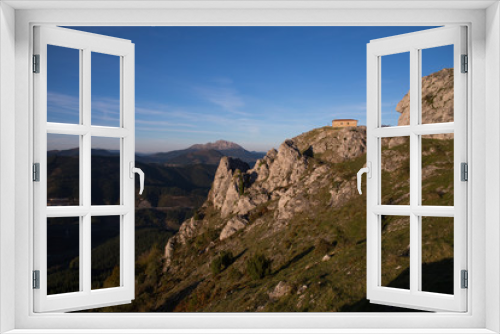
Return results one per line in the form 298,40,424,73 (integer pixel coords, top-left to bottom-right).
136,140,265,166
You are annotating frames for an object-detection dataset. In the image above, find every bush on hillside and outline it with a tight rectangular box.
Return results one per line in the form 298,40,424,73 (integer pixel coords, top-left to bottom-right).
238,174,245,195
210,251,234,275
314,238,334,255
246,253,271,280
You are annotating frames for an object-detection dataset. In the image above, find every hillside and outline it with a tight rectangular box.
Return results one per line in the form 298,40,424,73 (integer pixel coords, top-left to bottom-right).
47,151,217,223
87,68,454,312
92,126,452,312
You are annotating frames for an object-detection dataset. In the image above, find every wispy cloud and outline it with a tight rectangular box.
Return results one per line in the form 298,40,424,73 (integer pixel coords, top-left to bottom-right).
47,92,121,125
136,127,232,136
91,97,120,115
135,119,196,128
47,91,79,118
194,79,248,116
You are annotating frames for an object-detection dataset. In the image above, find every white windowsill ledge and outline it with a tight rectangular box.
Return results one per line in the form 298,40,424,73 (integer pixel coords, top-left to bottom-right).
4,330,498,334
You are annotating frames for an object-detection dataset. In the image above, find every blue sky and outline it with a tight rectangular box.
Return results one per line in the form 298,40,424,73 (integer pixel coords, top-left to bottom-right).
48,26,453,153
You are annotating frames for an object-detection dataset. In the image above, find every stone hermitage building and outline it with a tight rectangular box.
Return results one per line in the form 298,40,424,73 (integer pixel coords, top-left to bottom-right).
332,119,358,127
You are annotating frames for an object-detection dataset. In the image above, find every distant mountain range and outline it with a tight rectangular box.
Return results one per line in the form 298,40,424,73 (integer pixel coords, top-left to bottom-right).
137,140,265,166
48,140,265,167
47,148,120,157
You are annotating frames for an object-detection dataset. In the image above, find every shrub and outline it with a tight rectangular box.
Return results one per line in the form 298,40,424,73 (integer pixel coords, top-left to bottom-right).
194,228,219,250
301,146,314,158
210,251,234,275
238,174,245,195
314,238,333,255
246,253,271,280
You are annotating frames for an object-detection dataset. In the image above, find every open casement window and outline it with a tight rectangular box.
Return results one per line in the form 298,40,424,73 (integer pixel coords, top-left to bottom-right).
33,26,140,312
363,26,467,312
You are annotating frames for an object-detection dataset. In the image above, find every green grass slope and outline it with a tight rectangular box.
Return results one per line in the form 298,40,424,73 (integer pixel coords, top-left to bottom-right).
91,132,453,313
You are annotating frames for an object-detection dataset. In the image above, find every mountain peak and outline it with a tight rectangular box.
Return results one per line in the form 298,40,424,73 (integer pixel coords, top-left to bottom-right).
188,140,243,151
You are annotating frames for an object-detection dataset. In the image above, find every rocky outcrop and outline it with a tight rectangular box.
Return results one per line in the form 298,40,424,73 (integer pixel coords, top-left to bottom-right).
293,126,367,163
396,68,454,126
265,140,308,191
163,238,175,267
208,157,250,218
164,126,367,269
386,68,454,149
268,281,293,300
163,216,202,266
220,216,248,241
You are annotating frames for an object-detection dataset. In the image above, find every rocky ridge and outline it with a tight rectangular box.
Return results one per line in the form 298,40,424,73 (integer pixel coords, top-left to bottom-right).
164,125,367,267
153,68,454,313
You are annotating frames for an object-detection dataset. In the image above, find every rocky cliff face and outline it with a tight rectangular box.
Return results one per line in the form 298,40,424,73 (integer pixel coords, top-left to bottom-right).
396,68,454,126
163,125,367,269
157,124,376,312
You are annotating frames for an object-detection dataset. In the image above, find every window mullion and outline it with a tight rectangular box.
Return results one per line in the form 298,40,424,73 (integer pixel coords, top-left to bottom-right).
409,47,421,294
78,48,84,292
82,47,92,294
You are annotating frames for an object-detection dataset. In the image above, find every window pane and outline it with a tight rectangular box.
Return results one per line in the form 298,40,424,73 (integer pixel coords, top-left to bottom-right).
91,52,120,127
47,134,80,206
47,45,80,124
421,45,454,124
381,215,410,290
47,217,80,295
381,52,410,127
421,134,454,206
91,216,120,290
421,217,454,294
91,137,121,205
381,137,410,205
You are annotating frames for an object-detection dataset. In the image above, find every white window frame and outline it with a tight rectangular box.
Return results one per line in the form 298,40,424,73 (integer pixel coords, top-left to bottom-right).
1,1,499,333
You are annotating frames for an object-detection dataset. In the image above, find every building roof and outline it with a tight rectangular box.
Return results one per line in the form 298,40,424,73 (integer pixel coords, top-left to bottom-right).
333,119,357,122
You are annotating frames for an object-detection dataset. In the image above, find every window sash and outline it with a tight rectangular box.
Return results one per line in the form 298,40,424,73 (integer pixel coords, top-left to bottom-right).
366,26,468,312
32,26,136,313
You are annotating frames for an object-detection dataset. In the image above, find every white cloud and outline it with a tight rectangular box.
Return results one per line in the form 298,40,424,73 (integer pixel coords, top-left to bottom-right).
135,119,196,128
47,91,79,117
195,82,249,116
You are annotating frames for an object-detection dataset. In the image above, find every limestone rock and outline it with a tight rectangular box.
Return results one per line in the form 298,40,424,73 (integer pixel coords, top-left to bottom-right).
163,238,175,267
297,285,308,295
176,217,201,245
208,156,250,218
293,126,367,164
396,68,454,128
268,281,293,300
236,197,257,216
220,216,248,241
266,140,308,190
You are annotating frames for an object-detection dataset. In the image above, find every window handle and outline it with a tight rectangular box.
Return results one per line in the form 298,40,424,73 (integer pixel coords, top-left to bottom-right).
357,162,371,195
129,162,145,195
